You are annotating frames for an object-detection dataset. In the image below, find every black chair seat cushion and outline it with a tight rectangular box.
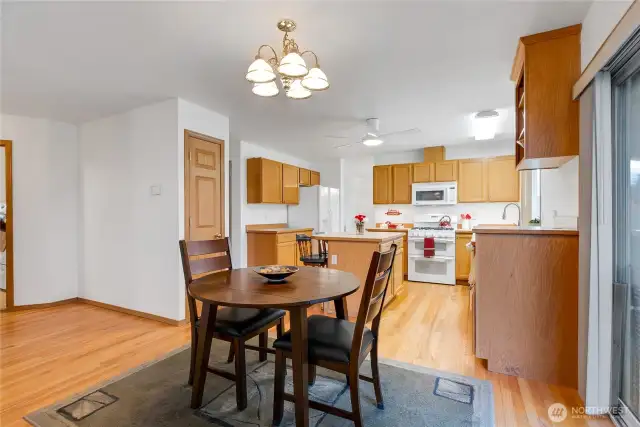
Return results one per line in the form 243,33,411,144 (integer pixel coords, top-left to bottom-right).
273,315,374,364
196,308,285,338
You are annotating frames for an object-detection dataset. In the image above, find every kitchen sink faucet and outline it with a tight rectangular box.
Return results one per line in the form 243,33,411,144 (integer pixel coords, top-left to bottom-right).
502,203,521,226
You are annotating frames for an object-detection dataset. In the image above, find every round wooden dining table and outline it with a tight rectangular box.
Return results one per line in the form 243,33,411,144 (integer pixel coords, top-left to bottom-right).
188,266,360,427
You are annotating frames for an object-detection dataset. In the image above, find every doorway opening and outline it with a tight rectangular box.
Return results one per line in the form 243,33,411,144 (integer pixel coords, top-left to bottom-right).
0,140,14,311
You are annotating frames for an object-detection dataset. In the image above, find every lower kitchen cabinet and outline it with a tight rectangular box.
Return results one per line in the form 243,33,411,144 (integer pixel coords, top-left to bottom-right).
455,233,472,282
247,227,313,266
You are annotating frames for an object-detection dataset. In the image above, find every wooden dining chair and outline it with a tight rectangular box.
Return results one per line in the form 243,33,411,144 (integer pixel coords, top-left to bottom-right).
296,234,328,267
272,244,398,427
179,238,286,410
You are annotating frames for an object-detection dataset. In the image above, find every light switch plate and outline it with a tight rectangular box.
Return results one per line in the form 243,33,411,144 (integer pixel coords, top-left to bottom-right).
331,255,338,265
150,185,162,196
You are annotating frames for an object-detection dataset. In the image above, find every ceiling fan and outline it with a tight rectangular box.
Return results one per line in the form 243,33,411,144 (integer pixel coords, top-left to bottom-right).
326,118,421,149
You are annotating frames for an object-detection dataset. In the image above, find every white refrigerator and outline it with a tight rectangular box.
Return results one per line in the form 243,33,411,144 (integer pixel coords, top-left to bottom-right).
288,186,340,234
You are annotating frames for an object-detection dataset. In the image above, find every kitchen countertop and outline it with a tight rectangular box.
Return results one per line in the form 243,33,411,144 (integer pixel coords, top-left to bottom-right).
473,225,578,236
246,227,314,234
366,227,411,233
312,231,405,243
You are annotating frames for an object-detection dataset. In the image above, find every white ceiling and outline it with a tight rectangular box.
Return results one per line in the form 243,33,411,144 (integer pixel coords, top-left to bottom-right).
1,1,592,161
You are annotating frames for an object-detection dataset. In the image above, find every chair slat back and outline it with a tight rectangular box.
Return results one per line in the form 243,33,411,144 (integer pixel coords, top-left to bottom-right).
296,234,313,258
349,244,397,361
179,238,232,323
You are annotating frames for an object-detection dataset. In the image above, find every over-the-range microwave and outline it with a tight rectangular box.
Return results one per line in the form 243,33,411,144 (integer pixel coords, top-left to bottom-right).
412,182,457,206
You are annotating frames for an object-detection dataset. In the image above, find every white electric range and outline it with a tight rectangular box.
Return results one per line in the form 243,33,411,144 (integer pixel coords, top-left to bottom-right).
408,214,457,285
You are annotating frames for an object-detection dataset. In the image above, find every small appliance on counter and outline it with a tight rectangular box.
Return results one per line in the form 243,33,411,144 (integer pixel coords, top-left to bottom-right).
408,213,457,285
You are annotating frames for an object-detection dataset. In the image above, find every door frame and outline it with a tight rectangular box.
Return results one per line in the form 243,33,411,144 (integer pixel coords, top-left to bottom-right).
1,140,14,310
183,129,226,241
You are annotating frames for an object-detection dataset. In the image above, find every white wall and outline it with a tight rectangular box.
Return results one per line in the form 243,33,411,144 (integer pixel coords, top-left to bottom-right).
581,0,634,70
541,157,579,227
1,115,79,305
80,100,181,319
341,156,375,232
444,139,514,160
232,141,313,268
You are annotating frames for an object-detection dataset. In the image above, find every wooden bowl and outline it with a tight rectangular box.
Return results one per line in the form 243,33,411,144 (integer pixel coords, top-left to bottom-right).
253,265,299,283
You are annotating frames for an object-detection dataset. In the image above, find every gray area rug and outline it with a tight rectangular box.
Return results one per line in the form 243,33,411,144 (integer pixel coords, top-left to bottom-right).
26,339,494,426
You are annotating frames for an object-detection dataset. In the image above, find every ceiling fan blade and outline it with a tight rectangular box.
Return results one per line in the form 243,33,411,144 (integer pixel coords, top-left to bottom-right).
332,143,353,149
378,128,421,138
324,135,350,139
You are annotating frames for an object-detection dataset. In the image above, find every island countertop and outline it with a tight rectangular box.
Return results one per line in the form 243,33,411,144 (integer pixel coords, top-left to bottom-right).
312,231,404,243
246,227,314,234
473,225,578,236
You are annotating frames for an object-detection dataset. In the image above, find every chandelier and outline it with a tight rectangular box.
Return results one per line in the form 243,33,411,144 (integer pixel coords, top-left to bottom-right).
245,20,329,100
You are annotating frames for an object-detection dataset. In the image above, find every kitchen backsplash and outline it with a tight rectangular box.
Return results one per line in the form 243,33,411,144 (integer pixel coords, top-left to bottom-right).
374,203,521,228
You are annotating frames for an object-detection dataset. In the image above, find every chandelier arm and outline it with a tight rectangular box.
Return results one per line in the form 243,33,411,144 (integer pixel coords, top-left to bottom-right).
300,50,320,67
256,44,279,63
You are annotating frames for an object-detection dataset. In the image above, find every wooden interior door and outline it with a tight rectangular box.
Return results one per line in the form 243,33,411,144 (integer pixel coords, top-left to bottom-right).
185,131,224,241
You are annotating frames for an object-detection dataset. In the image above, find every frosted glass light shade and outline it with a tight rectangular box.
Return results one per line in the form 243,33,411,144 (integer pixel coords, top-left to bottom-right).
301,67,329,91
472,111,499,140
252,81,279,97
278,52,308,78
362,136,384,146
286,79,312,99
246,58,276,83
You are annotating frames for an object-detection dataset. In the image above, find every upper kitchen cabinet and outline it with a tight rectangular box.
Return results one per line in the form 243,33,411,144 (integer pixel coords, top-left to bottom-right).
310,170,321,186
423,146,445,163
373,165,392,204
487,156,520,202
512,24,580,170
282,163,300,204
299,168,311,186
391,164,413,204
247,157,283,203
434,160,458,182
413,163,435,183
458,159,487,203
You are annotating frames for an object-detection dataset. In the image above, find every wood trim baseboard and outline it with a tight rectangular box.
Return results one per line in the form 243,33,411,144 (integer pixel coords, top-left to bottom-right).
7,297,79,311
573,0,640,99
78,298,187,326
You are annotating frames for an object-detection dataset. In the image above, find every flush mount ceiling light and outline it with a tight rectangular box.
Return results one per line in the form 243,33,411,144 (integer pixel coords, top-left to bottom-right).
472,110,500,140
361,133,384,146
246,19,329,99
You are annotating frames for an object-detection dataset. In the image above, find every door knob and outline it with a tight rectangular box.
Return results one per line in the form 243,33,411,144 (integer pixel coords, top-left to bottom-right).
215,233,222,238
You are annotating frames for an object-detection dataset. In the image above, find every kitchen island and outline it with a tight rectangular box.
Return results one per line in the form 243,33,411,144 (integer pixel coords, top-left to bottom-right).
473,225,578,388
313,232,405,317
246,225,314,267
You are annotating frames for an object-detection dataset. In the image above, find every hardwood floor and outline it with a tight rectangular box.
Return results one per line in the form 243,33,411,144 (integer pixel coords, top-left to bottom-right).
0,283,612,427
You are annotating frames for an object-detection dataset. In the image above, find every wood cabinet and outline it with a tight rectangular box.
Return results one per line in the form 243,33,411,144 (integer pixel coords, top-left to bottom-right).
247,227,313,267
487,157,520,202
310,170,320,186
247,157,283,204
455,233,472,281
299,168,311,186
391,164,412,204
282,163,300,205
512,25,580,170
248,158,319,204
423,146,445,163
413,163,434,183
458,159,488,203
457,156,519,203
434,160,458,182
373,166,392,204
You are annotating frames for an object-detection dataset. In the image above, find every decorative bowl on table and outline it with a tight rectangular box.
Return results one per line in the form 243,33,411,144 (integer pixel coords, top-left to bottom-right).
253,265,299,283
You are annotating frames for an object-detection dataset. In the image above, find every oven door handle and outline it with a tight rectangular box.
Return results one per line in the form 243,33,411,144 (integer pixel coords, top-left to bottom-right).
408,255,454,262
408,237,455,243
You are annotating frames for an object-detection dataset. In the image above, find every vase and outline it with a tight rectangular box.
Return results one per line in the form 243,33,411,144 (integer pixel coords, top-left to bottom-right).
355,222,364,235
462,219,471,230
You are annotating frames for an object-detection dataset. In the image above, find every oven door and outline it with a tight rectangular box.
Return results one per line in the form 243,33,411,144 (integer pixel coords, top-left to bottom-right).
408,236,456,257
408,254,456,285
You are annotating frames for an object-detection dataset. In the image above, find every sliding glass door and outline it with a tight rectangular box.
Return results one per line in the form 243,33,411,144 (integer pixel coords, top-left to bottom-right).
612,49,640,427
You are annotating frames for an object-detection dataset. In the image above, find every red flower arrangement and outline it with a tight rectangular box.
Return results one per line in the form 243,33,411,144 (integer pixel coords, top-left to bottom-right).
461,213,472,220
354,214,367,224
